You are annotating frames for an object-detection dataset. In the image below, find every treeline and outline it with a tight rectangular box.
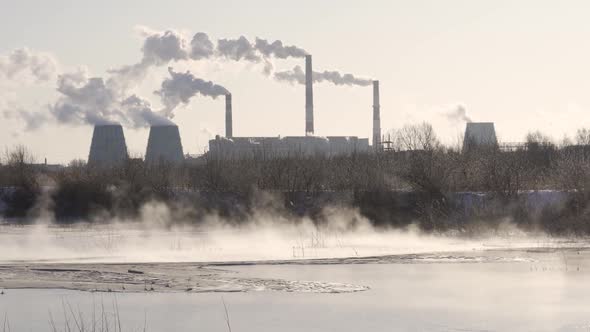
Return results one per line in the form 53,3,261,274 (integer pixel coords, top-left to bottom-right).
3,123,590,234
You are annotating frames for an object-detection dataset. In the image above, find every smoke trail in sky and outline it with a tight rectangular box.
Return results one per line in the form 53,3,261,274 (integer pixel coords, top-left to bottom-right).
275,65,372,87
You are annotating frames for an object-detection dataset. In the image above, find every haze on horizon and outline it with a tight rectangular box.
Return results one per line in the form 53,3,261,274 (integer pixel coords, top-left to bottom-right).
2,0,590,164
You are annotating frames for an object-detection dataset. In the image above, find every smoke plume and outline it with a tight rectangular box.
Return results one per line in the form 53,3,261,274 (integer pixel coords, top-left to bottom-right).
123,94,174,127
216,35,274,74
0,48,58,83
2,108,49,131
275,65,372,87
155,67,229,117
255,38,307,59
2,27,369,131
50,69,171,128
109,26,191,89
190,32,215,60
111,27,310,86
445,104,472,123
217,36,262,62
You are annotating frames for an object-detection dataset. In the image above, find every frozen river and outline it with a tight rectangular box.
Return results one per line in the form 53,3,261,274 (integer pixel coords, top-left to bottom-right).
2,247,590,331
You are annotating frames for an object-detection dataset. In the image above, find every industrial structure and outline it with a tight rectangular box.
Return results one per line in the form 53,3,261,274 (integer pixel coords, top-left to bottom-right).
86,54,380,164
145,125,184,164
305,54,314,136
88,124,128,167
372,80,381,151
208,54,375,159
209,135,369,158
225,93,233,138
462,122,498,152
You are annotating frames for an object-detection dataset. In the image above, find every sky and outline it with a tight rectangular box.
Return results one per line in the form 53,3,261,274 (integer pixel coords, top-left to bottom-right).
2,0,590,163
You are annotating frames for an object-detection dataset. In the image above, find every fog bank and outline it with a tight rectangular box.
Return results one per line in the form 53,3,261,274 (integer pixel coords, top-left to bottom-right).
0,200,575,264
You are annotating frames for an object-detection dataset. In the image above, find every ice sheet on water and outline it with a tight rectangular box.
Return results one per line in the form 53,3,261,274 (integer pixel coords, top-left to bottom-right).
0,262,369,294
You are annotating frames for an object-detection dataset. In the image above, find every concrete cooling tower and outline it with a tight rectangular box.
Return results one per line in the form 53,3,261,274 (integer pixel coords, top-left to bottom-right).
88,124,128,167
145,125,184,164
463,122,498,152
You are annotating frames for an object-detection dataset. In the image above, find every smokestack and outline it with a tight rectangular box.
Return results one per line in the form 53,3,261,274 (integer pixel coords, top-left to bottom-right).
145,125,184,165
88,124,128,167
225,93,233,138
373,80,381,151
305,54,314,135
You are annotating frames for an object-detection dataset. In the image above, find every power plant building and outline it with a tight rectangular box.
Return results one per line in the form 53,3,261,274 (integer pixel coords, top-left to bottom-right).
88,124,128,167
145,125,184,164
463,122,498,152
208,54,376,159
209,135,369,159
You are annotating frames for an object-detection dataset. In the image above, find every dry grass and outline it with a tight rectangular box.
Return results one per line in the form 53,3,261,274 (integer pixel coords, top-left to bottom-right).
47,298,140,332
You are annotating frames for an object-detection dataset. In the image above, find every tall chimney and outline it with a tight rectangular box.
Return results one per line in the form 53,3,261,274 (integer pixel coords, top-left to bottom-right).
305,54,314,135
372,80,381,151
225,93,233,138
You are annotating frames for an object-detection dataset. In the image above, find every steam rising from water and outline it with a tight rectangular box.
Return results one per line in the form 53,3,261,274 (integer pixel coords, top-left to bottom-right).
0,197,568,264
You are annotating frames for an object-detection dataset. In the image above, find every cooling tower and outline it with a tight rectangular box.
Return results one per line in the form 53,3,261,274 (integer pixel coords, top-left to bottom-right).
462,122,498,152
372,80,381,150
305,54,314,135
88,124,128,167
145,125,184,164
225,93,233,138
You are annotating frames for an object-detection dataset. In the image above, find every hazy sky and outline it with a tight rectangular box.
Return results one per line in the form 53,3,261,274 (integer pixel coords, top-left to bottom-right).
2,0,590,163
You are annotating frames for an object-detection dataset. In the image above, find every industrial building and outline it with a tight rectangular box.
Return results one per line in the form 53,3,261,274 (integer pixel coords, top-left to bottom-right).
145,125,184,164
462,122,498,152
87,54,378,165
208,54,376,159
88,124,128,167
209,135,369,158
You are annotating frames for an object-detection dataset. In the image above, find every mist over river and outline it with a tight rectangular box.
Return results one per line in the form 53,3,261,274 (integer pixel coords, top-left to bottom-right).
1,222,590,331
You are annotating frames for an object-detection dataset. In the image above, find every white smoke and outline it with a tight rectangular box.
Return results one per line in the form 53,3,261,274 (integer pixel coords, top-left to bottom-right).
2,107,49,131
111,27,310,86
123,94,174,127
141,28,190,64
50,70,121,125
190,32,215,60
217,36,262,62
274,65,306,84
155,67,229,117
1,27,370,131
0,48,58,83
274,65,373,87
216,35,274,75
0,48,59,130
255,38,307,59
109,26,191,90
445,104,472,123
50,69,171,128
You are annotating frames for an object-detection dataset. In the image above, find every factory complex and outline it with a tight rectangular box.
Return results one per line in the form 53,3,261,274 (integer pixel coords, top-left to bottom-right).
87,54,385,166
87,54,498,167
